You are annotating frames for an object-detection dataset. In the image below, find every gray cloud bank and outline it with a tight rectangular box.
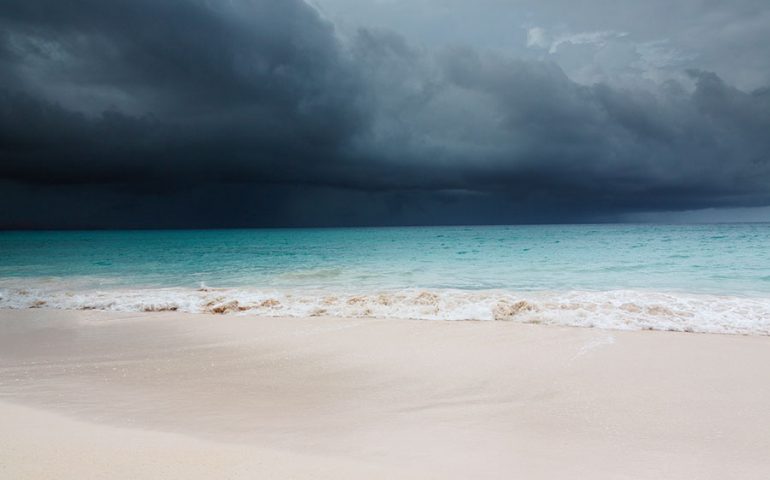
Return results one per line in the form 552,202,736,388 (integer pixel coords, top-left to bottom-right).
1,0,769,227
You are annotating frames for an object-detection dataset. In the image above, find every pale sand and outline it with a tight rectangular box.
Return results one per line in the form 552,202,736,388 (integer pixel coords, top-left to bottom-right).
1,310,769,479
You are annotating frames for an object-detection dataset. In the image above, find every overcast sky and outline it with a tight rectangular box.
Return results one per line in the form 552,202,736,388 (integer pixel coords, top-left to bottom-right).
1,0,769,228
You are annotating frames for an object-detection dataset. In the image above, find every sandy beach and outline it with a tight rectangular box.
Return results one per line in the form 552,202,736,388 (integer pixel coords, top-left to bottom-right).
1,309,769,479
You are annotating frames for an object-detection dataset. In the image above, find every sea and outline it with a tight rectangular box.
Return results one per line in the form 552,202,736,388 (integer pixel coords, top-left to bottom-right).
1,224,769,334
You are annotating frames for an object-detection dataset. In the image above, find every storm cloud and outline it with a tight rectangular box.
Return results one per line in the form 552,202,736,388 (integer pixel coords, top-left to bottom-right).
1,0,769,227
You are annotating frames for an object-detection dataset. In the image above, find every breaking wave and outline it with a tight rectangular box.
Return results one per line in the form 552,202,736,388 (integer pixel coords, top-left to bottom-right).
1,281,770,335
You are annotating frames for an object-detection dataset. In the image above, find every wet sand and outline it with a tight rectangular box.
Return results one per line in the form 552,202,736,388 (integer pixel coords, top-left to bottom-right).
1,309,769,479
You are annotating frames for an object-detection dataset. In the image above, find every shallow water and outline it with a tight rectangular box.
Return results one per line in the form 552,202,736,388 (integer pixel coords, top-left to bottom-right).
1,225,769,334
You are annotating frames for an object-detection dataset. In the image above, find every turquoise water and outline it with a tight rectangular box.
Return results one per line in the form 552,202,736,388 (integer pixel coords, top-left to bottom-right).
1,224,769,294
1,225,770,333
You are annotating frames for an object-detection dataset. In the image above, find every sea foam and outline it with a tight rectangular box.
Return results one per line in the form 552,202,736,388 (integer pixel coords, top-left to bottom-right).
2,282,769,335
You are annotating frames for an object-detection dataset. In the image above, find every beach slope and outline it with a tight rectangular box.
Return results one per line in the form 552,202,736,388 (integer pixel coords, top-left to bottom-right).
1,309,769,479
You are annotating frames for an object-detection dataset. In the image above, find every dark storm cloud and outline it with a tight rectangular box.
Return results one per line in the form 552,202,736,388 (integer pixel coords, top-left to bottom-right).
1,0,369,191
0,0,769,227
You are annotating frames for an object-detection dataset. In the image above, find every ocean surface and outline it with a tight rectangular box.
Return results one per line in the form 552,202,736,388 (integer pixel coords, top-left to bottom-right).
1,224,769,334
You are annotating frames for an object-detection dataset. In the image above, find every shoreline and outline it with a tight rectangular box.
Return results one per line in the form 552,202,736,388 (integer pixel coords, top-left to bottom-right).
2,305,769,337
2,309,770,478
3,282,770,335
